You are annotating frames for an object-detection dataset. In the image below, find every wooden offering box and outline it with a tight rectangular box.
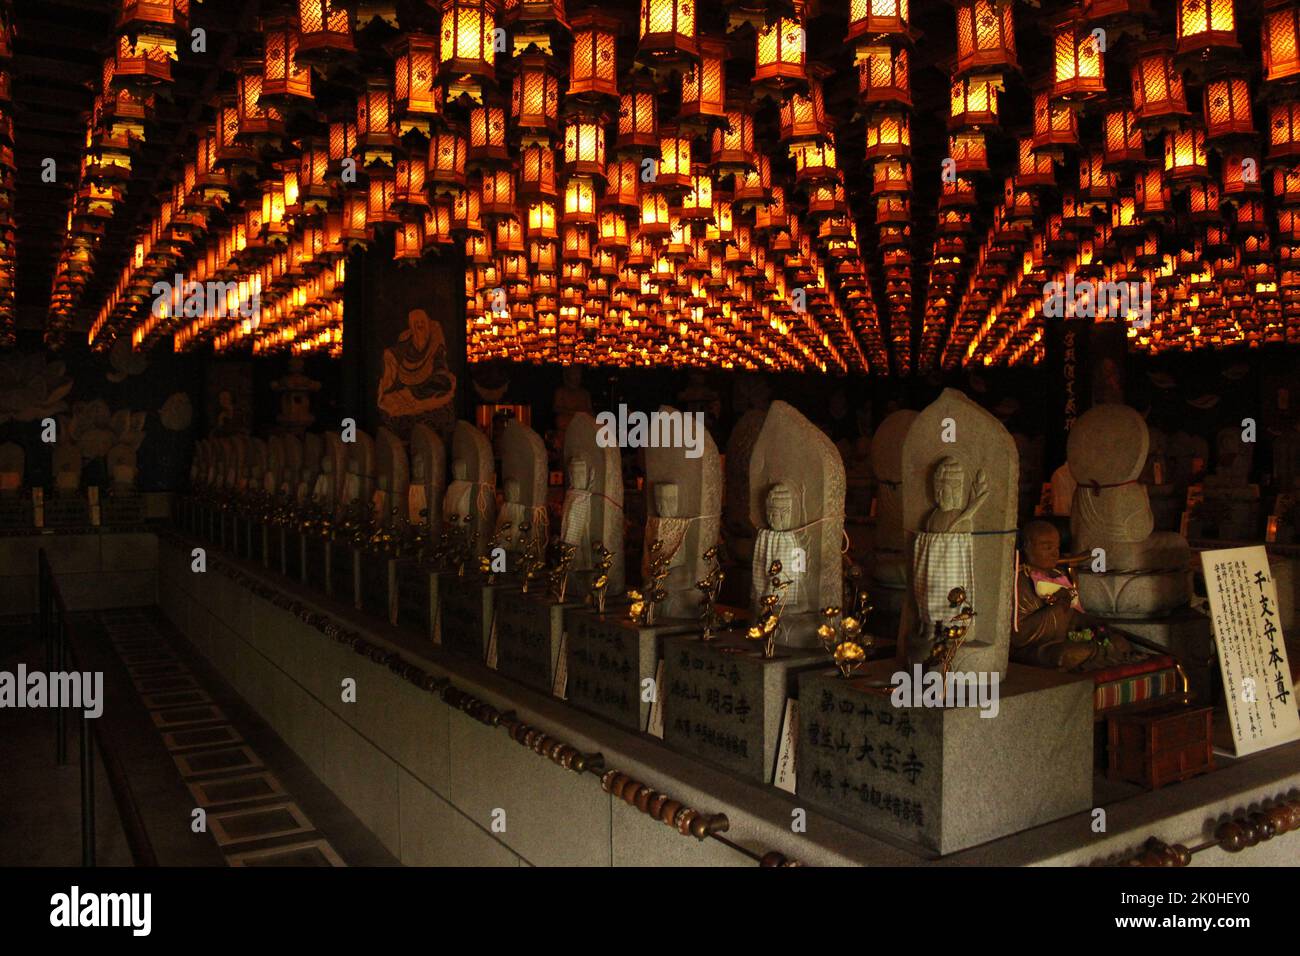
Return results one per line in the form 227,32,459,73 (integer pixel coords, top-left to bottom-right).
1107,704,1214,790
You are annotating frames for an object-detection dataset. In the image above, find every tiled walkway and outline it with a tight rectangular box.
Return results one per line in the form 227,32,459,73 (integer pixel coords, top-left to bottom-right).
1,608,397,867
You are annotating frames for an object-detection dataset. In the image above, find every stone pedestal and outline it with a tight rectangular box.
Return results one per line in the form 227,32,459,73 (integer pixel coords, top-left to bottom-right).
1109,609,1216,705
103,493,145,526
663,632,823,784
394,559,440,640
0,497,31,528
358,551,395,620
304,533,329,591
495,588,580,694
566,608,697,731
441,575,515,661
283,529,305,582
328,541,358,606
796,661,1093,856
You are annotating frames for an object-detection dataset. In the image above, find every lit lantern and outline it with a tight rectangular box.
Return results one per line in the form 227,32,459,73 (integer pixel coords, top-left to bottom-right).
711,101,755,172
480,168,515,214
526,198,558,238
951,73,1001,130
864,112,910,160
872,158,911,195
328,117,358,172
1015,136,1056,187
1136,165,1172,215
1202,75,1254,140
1186,180,1220,221
469,103,509,163
236,61,284,140
847,0,910,45
793,138,838,184
357,80,397,169
394,154,429,210
1269,99,1300,160
1263,0,1300,82
438,0,497,98
1221,151,1262,195
511,53,560,135
1052,16,1104,101
394,219,425,261
1103,109,1146,167
297,0,356,61
603,157,640,208
598,209,630,248
948,131,987,173
1176,0,1239,57
617,77,659,151
113,29,177,87
780,77,829,142
569,12,620,100
1031,88,1076,150
214,95,256,168
754,17,806,91
427,127,468,191
1130,42,1188,127
518,141,558,198
637,0,697,65
297,137,331,210
953,0,1016,75
1079,149,1116,199
564,116,606,179
681,36,726,121
681,167,712,222
652,128,691,190
1164,125,1207,181
564,176,597,223
261,16,312,106
857,45,910,110
391,33,443,130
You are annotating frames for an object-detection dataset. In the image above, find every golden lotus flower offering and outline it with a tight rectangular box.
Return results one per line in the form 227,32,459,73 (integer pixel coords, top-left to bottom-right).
833,640,866,678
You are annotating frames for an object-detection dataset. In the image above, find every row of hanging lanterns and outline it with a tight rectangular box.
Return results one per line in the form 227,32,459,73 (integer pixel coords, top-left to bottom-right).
924,0,1300,371
69,0,889,372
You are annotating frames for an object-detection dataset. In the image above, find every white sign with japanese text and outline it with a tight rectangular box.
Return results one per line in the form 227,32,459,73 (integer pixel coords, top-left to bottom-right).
1202,546,1300,757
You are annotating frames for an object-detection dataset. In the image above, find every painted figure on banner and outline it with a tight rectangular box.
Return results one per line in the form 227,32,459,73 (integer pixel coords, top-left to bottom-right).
378,308,457,422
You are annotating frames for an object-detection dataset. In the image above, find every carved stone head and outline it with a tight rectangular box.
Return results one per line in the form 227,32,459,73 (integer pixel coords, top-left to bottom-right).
764,482,795,532
653,481,679,519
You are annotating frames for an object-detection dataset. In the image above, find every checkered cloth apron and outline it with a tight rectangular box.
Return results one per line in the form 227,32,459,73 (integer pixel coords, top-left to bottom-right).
752,528,803,606
912,531,974,627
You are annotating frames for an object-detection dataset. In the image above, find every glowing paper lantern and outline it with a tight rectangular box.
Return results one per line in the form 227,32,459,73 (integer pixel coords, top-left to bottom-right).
297,0,356,60
637,0,697,65
953,0,1016,74
1203,74,1254,140
1176,0,1239,57
1263,0,1300,82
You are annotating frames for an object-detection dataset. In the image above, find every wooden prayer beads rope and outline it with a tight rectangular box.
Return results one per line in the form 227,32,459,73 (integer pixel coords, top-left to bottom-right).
178,531,806,868
1114,796,1300,866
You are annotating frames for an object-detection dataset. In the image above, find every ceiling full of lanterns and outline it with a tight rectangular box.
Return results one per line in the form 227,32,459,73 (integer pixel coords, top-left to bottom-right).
11,0,1300,371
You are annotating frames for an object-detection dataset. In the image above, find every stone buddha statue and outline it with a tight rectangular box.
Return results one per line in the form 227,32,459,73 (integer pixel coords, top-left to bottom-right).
495,477,529,552
313,457,336,511
108,446,137,495
373,475,390,525
560,454,594,570
908,457,988,656
751,482,808,614
1069,404,1191,618
443,457,473,523
408,455,429,525
644,481,690,589
1012,520,1139,671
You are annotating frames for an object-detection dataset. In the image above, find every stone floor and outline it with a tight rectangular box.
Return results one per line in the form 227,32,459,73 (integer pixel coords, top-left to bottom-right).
0,609,398,867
